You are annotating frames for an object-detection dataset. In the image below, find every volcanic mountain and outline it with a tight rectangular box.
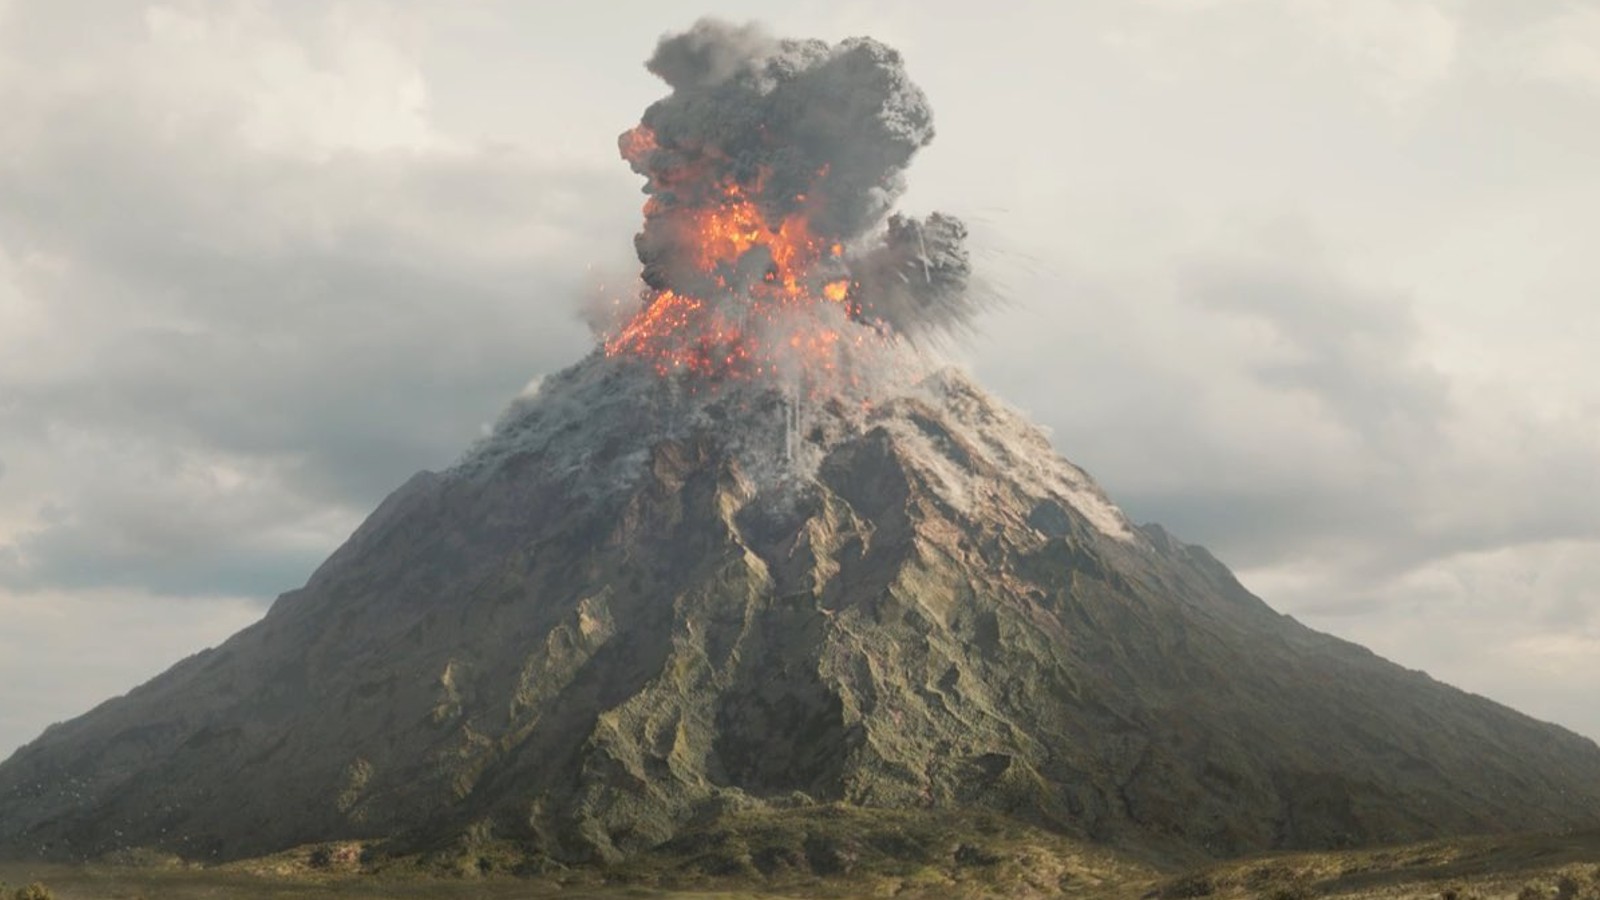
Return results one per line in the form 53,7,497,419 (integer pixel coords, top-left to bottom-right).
3,355,1600,867
5,17,1600,873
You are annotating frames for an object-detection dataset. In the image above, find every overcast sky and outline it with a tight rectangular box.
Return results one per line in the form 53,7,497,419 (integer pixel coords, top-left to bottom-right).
1,0,1597,756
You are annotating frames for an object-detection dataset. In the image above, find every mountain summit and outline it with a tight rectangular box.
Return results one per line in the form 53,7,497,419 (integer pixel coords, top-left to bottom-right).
5,18,1600,870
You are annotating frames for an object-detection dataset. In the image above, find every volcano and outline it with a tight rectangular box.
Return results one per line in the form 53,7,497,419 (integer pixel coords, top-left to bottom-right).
4,18,1600,872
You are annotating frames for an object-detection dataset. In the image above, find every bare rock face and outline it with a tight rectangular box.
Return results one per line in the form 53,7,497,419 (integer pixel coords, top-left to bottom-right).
3,354,1599,866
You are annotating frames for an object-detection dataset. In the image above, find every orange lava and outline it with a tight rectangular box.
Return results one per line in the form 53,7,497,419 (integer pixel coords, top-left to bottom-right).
619,125,657,165
688,179,823,298
606,157,870,382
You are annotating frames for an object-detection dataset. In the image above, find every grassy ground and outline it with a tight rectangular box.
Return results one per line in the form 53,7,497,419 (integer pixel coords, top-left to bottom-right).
4,822,1598,899
1144,829,1600,899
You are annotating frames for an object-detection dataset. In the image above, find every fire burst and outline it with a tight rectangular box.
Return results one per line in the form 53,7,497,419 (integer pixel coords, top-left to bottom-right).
605,126,870,384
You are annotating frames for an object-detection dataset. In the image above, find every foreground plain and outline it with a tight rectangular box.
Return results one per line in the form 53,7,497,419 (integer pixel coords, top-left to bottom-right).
3,816,1599,899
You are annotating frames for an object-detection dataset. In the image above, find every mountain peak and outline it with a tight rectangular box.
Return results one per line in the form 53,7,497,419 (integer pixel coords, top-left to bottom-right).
456,352,1142,551
5,350,1598,866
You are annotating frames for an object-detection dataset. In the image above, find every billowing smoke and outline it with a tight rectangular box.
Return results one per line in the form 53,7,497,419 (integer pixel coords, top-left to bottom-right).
606,18,975,382
851,212,976,336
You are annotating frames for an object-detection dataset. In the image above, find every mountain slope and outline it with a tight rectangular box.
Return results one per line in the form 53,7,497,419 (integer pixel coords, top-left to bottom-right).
2,355,1598,866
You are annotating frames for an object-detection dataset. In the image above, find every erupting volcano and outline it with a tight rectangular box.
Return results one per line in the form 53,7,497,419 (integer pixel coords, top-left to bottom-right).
601,20,972,391
4,17,1600,883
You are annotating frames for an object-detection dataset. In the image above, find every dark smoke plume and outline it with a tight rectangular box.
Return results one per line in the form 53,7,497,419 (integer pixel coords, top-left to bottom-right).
619,18,975,341
851,212,977,336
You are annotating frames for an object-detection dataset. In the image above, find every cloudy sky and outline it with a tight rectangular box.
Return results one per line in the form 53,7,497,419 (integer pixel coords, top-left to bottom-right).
1,0,1597,755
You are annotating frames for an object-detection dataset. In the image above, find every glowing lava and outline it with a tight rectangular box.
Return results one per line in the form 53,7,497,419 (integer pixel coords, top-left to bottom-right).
606,126,868,383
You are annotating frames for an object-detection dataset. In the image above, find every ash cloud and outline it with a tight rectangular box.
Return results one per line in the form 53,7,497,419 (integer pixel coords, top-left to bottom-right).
620,18,974,340
852,212,977,336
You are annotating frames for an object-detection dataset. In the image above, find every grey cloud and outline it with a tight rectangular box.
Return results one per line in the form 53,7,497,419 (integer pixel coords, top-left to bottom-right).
1265,535,1600,740
0,588,263,757
0,520,324,600
975,234,1600,602
1186,260,1451,437
1176,256,1600,575
0,6,637,601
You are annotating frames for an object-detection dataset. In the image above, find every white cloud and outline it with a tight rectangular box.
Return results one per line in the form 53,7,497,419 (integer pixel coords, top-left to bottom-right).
1291,0,1459,105
1113,0,1460,105
1135,0,1254,11
1505,6,1600,94
1508,633,1600,678
137,2,452,159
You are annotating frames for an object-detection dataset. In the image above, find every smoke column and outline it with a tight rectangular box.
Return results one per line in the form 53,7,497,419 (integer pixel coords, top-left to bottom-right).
605,19,977,385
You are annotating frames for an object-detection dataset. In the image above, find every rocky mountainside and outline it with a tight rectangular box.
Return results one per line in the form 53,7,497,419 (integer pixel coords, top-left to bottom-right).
3,353,1599,867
